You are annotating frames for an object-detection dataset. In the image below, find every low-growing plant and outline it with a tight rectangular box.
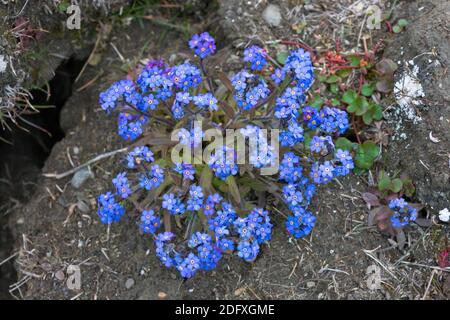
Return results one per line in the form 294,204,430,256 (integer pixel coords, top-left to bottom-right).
392,19,408,33
97,32,356,278
362,170,424,248
307,44,400,170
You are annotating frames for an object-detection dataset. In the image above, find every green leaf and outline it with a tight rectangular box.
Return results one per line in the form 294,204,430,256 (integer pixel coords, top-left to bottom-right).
303,131,312,149
347,103,358,113
362,140,380,159
238,177,268,192
378,172,391,191
331,98,340,106
335,137,355,151
362,104,383,124
342,90,357,104
361,83,375,97
397,19,408,27
355,141,380,169
402,179,415,197
318,74,328,82
353,96,369,116
330,83,339,94
199,166,213,193
390,178,403,193
226,176,242,207
58,2,70,13
393,25,402,33
326,75,340,84
276,52,289,65
336,68,352,78
310,95,324,108
362,112,374,125
348,56,362,67
372,104,383,120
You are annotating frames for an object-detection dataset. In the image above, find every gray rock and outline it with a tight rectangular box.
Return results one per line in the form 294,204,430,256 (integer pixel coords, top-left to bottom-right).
262,4,282,27
125,278,135,289
55,270,65,281
71,167,92,189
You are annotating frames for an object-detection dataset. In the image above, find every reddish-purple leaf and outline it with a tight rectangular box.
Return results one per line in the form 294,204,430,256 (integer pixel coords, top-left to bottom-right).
368,206,390,226
219,101,235,119
376,58,398,75
375,205,392,221
385,193,399,202
362,192,380,206
218,71,234,93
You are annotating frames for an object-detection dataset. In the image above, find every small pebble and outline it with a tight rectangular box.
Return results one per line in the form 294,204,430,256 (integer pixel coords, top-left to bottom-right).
71,167,92,189
262,4,282,27
125,278,135,289
234,287,245,296
55,270,65,281
76,200,90,213
40,262,52,272
158,291,167,299
306,281,315,288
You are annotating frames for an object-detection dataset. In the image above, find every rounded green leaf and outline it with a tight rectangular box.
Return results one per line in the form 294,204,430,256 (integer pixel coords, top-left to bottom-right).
362,140,380,159
276,52,289,65
361,83,375,97
397,19,408,27
326,75,340,84
390,178,403,193
393,25,402,33
342,90,357,104
378,175,391,191
335,137,355,151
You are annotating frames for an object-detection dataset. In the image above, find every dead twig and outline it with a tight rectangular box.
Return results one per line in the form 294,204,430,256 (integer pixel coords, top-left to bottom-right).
43,147,128,179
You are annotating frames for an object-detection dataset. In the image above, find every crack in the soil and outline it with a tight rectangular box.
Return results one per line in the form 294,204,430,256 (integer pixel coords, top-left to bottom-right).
0,56,87,299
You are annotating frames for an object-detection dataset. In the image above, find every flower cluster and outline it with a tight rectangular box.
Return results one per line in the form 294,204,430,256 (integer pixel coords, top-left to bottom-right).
231,71,270,110
280,119,304,147
99,48,211,141
126,146,154,168
112,172,131,199
272,49,314,119
140,209,160,234
174,163,196,180
243,45,267,71
97,192,125,224
138,164,164,190
240,125,275,168
97,32,355,279
155,231,222,277
389,198,418,228
188,32,216,59
207,146,239,180
162,193,186,215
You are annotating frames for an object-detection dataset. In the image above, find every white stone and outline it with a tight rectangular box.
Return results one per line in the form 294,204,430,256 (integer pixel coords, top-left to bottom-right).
0,55,7,73
438,208,450,222
262,4,282,27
